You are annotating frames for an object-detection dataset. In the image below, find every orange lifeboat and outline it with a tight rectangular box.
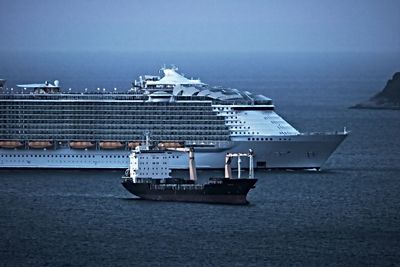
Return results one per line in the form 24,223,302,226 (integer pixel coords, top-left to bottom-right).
28,141,53,149
99,141,124,149
0,141,23,149
157,142,184,149
69,141,95,149
128,141,141,149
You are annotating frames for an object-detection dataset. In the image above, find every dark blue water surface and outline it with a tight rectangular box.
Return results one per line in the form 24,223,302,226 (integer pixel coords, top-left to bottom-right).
1,52,400,266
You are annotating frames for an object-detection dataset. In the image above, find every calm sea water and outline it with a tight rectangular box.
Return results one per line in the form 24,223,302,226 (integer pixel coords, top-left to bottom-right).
1,52,400,266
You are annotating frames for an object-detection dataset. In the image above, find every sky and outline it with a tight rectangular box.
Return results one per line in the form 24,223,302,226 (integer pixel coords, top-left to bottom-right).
0,0,399,53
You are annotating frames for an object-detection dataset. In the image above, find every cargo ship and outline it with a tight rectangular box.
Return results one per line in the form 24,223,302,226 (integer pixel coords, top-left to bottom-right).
0,67,348,169
121,140,257,205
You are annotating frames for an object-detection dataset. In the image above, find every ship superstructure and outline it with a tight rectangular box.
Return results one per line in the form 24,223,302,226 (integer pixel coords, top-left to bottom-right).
0,67,348,169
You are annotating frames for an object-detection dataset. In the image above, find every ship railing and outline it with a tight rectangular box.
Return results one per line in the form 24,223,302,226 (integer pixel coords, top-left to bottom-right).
1,93,261,105
0,93,149,101
299,130,348,136
122,176,137,183
0,138,231,145
151,184,204,191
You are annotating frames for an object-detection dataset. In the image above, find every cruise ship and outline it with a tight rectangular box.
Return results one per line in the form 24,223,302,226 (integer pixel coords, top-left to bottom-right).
0,67,348,169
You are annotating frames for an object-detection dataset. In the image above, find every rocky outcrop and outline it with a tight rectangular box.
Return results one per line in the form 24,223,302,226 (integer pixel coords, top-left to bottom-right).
352,72,400,110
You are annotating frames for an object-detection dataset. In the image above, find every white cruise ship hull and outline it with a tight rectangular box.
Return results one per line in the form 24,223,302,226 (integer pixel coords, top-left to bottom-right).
0,133,347,170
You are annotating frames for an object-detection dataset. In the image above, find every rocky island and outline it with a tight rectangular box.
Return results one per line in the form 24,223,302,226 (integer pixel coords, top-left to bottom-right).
352,72,400,110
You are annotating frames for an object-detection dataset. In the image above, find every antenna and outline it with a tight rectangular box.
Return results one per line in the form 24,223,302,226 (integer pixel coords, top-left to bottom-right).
248,149,254,179
143,131,151,149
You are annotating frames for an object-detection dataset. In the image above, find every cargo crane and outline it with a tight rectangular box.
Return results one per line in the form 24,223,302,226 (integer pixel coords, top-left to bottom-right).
166,147,197,181
225,149,254,179
166,147,255,181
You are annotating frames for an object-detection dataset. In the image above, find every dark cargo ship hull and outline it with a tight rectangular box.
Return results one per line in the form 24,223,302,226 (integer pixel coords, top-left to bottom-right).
122,179,257,205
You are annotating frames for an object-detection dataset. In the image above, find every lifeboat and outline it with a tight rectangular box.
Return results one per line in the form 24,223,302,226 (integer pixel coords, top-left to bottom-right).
28,141,53,149
0,141,23,149
128,141,141,149
157,142,184,149
99,141,124,149
69,141,95,149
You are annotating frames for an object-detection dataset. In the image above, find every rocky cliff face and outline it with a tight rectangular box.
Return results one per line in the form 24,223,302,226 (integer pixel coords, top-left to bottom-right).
352,72,400,110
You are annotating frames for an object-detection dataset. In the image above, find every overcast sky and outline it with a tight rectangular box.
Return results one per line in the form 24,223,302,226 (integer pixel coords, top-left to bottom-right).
0,0,399,53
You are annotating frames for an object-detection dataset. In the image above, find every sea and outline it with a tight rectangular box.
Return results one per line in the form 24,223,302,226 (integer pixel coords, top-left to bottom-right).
0,51,400,266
